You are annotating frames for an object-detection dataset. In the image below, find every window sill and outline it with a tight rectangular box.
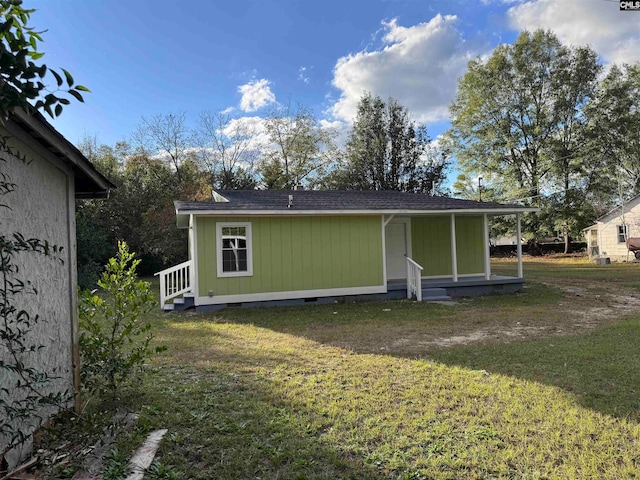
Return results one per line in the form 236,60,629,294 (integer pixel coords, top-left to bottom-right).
217,271,253,278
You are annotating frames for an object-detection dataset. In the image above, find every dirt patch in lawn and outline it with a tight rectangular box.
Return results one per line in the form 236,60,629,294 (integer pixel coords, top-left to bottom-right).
374,279,640,357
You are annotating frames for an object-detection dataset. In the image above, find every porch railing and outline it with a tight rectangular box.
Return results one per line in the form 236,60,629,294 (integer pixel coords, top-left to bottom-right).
406,256,424,302
155,260,193,308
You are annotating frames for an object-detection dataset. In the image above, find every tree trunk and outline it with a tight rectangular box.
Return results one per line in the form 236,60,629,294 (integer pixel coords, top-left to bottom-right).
564,232,571,254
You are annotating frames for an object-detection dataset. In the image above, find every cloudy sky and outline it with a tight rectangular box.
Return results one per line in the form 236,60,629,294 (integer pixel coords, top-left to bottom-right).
30,0,639,147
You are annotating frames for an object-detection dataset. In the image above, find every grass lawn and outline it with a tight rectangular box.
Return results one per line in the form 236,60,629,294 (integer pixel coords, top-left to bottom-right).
51,257,640,479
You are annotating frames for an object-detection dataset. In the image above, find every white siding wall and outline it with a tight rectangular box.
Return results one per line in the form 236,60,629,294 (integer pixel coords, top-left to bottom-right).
598,202,640,262
0,130,76,465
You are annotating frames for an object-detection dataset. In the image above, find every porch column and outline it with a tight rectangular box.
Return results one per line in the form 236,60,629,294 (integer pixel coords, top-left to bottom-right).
450,213,458,282
483,213,491,280
516,213,523,278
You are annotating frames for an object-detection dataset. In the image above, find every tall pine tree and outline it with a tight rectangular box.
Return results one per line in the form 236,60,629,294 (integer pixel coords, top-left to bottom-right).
335,93,447,193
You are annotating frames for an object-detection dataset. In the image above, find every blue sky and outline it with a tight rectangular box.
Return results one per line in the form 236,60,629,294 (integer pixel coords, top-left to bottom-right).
29,0,640,149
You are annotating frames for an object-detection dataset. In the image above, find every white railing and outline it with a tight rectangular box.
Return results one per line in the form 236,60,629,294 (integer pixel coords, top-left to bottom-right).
155,260,193,308
406,256,424,302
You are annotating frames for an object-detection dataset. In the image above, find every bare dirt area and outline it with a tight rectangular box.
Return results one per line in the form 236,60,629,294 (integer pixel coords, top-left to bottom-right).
378,277,640,357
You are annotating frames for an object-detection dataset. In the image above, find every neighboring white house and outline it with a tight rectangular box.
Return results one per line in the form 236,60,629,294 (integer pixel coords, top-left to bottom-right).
583,194,640,262
0,108,112,468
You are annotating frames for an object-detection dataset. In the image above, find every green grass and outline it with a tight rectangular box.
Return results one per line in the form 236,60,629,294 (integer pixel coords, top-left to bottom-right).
49,257,640,479
432,315,640,421
141,318,640,479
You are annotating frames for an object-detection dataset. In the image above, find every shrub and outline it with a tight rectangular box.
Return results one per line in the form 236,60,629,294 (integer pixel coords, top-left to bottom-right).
79,241,165,401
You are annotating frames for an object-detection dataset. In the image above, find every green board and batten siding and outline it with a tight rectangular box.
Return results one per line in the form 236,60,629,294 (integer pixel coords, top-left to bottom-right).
196,216,384,297
411,216,485,276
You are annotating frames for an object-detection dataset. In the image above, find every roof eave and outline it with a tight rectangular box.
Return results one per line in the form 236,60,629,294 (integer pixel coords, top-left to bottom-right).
175,207,539,217
10,108,115,198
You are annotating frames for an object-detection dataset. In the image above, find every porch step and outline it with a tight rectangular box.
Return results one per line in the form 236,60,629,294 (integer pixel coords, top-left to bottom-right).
162,294,195,312
422,288,451,302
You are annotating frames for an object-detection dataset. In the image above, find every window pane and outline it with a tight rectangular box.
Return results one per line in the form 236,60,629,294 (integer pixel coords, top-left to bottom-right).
222,250,236,272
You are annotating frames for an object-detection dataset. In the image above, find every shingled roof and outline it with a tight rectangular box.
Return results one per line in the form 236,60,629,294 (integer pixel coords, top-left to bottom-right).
175,190,535,215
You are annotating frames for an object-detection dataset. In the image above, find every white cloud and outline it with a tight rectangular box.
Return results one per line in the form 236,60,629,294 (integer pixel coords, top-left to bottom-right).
222,116,270,151
507,0,640,64
319,118,350,147
238,79,276,112
330,15,482,125
298,66,310,84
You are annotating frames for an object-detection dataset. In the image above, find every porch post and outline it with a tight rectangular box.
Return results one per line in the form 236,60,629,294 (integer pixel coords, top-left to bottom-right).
483,213,491,280
381,215,388,287
189,214,195,288
450,213,458,282
516,213,523,278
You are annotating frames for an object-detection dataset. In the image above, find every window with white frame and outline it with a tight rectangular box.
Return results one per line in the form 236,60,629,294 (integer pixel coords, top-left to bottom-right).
618,224,628,243
216,223,253,277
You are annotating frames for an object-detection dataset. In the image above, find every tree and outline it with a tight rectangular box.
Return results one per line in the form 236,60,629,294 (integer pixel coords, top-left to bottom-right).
194,111,259,189
337,93,447,193
132,112,192,184
260,103,337,189
585,63,640,200
446,30,600,245
0,0,89,119
77,140,209,275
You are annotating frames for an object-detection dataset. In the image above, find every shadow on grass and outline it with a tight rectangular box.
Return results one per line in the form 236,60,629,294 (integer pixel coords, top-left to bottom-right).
430,315,640,422
136,316,640,478
131,364,385,480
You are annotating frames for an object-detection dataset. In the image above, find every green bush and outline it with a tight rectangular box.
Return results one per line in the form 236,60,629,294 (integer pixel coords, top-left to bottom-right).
79,241,165,400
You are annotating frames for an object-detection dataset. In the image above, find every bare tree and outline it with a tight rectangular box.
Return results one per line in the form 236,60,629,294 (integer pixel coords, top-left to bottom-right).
260,103,337,189
195,111,260,189
132,112,192,183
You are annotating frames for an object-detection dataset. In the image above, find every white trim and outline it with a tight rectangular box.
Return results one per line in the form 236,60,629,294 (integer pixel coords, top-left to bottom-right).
191,215,200,305
216,222,253,278
381,216,387,286
383,214,396,227
450,213,458,282
177,207,539,217
516,213,523,278
212,190,230,202
422,273,490,280
198,285,387,305
483,213,491,280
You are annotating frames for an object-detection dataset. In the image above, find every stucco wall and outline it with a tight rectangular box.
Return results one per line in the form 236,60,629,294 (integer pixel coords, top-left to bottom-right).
0,130,75,464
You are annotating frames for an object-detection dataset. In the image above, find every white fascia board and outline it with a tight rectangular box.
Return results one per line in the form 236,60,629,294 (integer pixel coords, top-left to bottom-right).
177,207,539,217
197,285,387,305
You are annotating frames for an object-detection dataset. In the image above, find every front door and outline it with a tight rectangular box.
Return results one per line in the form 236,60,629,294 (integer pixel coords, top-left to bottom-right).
386,221,408,280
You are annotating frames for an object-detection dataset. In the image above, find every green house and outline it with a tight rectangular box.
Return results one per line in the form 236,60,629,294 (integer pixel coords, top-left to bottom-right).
157,190,535,311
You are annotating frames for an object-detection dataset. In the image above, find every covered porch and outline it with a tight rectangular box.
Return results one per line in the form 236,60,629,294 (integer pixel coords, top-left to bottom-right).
384,212,525,302
388,274,524,302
